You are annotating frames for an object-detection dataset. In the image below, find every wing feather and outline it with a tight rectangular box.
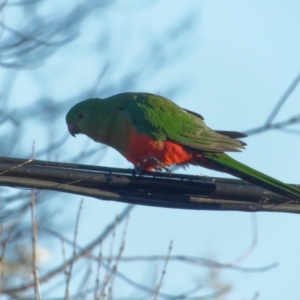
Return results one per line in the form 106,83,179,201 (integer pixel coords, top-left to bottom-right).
122,93,245,152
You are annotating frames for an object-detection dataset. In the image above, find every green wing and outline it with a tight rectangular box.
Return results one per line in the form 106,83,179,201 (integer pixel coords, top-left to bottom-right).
122,93,245,153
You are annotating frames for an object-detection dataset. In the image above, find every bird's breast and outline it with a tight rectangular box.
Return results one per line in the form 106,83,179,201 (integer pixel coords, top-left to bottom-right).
123,129,194,171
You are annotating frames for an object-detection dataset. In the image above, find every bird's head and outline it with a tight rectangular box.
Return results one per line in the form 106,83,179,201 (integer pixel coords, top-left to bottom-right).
66,99,100,137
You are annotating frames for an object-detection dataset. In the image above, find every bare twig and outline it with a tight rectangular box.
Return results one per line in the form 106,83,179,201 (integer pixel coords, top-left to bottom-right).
0,225,3,288
0,158,33,176
30,141,41,300
2,205,134,295
90,254,277,273
99,217,118,299
94,241,103,300
76,262,92,300
65,199,84,300
265,71,300,126
107,213,129,300
0,210,31,289
61,237,69,291
31,189,41,300
45,222,263,300
153,240,173,299
107,240,125,300
245,114,300,136
245,71,300,136
229,214,258,265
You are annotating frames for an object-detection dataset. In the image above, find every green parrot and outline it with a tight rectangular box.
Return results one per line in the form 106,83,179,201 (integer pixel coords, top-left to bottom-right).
66,92,300,200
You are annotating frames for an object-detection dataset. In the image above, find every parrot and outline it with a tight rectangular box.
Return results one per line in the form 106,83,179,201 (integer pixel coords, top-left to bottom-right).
66,92,300,200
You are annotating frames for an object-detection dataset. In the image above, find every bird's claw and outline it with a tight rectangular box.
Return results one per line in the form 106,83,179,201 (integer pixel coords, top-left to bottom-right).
142,157,172,176
134,165,142,176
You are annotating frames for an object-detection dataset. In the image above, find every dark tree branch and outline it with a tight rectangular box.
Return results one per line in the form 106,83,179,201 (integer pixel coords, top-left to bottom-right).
0,157,299,214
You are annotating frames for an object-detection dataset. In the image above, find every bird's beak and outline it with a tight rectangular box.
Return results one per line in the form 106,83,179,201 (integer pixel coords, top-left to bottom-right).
67,123,80,137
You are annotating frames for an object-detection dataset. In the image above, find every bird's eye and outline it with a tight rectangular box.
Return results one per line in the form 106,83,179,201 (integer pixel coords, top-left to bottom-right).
78,112,84,120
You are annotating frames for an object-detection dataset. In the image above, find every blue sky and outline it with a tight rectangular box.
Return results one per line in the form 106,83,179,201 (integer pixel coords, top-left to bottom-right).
2,0,300,299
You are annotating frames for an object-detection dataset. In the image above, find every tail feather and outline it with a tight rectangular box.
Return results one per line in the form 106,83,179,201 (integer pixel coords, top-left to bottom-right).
200,152,300,200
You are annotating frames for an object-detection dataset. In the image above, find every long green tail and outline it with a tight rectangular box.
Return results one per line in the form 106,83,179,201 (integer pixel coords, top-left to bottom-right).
201,152,300,200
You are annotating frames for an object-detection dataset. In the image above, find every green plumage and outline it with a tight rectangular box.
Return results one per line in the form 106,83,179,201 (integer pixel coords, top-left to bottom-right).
202,152,300,200
122,93,245,152
66,92,300,200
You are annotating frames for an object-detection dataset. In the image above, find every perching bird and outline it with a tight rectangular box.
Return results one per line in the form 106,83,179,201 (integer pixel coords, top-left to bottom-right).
66,92,300,200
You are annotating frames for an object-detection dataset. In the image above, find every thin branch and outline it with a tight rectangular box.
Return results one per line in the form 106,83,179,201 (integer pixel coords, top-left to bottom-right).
107,215,129,300
245,71,300,136
0,158,33,176
30,189,41,300
65,199,84,300
61,237,69,294
107,239,125,300
89,255,277,273
0,225,3,288
153,240,173,299
76,262,93,300
99,216,119,299
2,204,134,294
265,71,300,126
30,142,41,300
245,114,300,136
229,213,258,265
40,224,276,298
94,241,103,300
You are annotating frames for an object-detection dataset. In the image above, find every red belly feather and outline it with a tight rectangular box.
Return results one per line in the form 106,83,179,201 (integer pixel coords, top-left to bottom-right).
123,130,198,171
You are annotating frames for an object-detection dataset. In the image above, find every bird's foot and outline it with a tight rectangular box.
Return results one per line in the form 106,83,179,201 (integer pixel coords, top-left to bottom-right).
142,157,172,176
134,165,142,176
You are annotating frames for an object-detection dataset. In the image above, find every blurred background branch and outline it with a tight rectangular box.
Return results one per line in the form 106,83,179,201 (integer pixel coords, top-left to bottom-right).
245,71,300,136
